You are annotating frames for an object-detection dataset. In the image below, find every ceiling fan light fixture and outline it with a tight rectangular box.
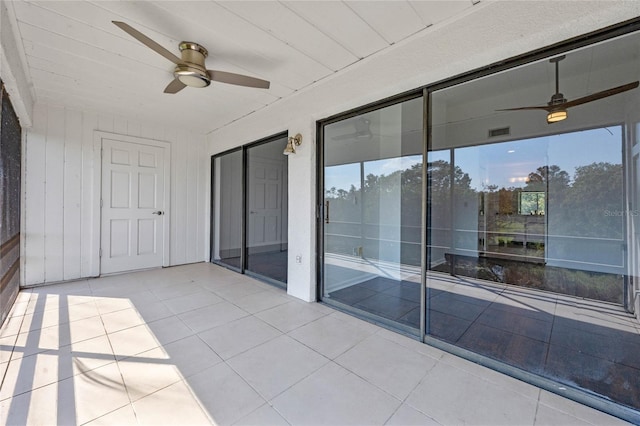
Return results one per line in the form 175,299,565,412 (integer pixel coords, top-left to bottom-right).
175,66,210,88
547,109,567,124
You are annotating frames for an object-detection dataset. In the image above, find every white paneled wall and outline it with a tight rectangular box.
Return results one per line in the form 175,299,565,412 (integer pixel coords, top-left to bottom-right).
23,103,209,286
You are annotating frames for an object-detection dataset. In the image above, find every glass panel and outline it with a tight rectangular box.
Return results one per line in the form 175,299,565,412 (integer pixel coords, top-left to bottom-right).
322,97,423,331
246,136,288,285
211,150,242,269
427,30,640,411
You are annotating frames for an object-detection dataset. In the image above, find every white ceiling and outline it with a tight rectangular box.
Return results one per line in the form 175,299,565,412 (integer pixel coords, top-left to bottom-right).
4,0,478,134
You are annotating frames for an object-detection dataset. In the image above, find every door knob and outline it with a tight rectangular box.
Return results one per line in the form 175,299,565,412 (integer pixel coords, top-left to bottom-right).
152,211,164,215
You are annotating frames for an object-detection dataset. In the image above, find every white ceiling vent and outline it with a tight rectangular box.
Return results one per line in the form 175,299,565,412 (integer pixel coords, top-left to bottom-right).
488,126,510,138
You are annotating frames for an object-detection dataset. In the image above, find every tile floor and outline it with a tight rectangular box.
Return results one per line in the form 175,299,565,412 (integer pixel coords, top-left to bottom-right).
0,262,632,425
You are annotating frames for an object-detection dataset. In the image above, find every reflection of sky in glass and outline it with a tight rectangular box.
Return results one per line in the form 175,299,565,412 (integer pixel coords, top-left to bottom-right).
325,156,422,192
456,126,621,190
325,163,360,193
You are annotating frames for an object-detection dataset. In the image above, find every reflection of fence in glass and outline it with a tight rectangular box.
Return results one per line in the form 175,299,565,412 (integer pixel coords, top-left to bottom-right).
324,219,421,266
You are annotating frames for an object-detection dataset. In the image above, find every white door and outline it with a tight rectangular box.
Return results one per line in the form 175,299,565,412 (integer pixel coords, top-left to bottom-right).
248,159,283,252
101,138,167,274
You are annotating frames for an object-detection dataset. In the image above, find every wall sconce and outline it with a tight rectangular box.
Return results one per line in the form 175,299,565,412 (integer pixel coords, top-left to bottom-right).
283,133,302,155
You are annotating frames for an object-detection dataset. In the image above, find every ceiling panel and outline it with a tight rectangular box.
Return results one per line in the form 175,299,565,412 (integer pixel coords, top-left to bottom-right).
409,1,475,26
345,1,427,44
282,1,389,58
219,1,359,72
6,0,490,134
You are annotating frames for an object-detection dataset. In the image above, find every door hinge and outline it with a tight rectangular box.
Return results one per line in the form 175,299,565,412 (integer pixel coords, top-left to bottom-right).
99,248,102,258
100,199,103,208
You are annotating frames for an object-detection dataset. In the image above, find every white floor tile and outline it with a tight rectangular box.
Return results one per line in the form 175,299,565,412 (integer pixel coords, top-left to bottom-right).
198,315,282,360
117,347,183,401
1,380,61,425
101,307,145,334
145,315,194,345
70,334,117,374
534,403,594,426
439,352,541,400
68,315,107,344
178,301,249,333
66,300,101,322
84,403,138,425
93,295,135,315
272,362,401,425
335,334,437,400
255,301,329,333
232,290,292,314
234,403,290,426
161,335,223,378
385,404,441,425
186,363,265,425
537,390,629,426
406,361,538,425
107,324,160,359
131,300,174,323
375,328,444,360
61,362,131,424
288,314,376,359
228,335,329,400
163,290,223,315
0,314,25,338
213,281,271,302
132,380,212,425
151,280,201,301
0,352,73,400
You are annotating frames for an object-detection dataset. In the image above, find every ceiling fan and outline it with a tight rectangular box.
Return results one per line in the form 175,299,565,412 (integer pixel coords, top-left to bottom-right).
112,21,270,94
497,55,638,123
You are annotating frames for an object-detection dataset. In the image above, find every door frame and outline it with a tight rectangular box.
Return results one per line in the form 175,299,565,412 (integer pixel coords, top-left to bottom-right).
93,131,171,276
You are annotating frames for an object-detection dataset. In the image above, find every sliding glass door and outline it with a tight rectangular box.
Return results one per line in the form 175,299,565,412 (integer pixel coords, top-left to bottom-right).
425,29,639,414
211,134,289,287
321,97,424,332
319,27,640,418
211,149,242,270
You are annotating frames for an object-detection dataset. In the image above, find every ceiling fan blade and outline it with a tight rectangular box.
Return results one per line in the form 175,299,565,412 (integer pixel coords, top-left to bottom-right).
164,78,186,94
496,105,553,112
563,81,639,109
332,133,358,141
112,21,182,65
207,70,270,89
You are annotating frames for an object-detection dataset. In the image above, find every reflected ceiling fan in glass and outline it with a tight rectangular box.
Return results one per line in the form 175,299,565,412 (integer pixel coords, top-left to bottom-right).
112,21,270,94
331,117,373,140
497,55,638,124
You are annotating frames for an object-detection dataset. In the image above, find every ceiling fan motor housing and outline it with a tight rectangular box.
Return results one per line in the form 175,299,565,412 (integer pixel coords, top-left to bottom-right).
548,92,567,107
174,42,210,87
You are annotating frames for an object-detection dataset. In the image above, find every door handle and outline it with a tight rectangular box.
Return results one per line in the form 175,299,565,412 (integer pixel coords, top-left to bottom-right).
152,211,164,215
325,201,330,224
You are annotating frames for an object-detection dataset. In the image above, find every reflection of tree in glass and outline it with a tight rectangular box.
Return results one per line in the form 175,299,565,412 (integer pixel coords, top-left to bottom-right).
560,162,624,239
428,160,473,225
